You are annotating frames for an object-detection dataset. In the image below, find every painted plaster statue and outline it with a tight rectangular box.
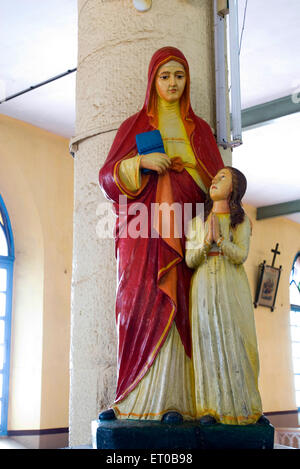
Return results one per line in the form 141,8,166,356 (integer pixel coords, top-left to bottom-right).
98,46,224,421
186,167,264,425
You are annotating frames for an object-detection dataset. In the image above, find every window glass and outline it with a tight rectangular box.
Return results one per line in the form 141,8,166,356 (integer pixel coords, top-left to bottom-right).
296,391,300,407
0,294,6,317
291,310,300,326
0,269,7,292
291,325,300,342
0,226,8,257
292,342,300,359
0,320,4,344
290,283,300,306
290,255,300,306
295,374,300,391
293,358,300,374
0,196,13,434
290,254,300,408
0,345,4,370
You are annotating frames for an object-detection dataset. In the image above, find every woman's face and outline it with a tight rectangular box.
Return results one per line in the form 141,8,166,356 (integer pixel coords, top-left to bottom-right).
155,60,186,103
209,168,233,201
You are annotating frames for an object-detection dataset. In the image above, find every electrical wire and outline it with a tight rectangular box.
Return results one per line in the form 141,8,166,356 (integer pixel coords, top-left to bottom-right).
239,0,249,55
0,68,77,105
228,0,248,94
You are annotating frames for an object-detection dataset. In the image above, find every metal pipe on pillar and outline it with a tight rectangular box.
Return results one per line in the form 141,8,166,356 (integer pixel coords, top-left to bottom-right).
214,0,243,149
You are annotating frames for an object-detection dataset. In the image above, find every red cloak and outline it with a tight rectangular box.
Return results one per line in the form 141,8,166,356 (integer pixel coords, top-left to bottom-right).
99,47,224,404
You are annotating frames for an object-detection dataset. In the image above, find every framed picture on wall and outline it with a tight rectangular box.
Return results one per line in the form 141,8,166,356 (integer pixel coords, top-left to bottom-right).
254,261,282,311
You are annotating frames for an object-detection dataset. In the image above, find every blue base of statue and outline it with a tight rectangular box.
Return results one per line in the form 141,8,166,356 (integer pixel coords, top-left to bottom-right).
92,419,274,450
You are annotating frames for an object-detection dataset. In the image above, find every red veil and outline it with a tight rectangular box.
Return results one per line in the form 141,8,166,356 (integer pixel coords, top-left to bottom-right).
99,47,224,405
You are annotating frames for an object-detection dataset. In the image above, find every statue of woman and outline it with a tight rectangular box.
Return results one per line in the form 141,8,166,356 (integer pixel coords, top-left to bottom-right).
186,167,264,425
99,47,224,422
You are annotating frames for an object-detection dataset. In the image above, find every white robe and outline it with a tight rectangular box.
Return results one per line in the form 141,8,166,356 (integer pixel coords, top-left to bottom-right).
186,213,263,425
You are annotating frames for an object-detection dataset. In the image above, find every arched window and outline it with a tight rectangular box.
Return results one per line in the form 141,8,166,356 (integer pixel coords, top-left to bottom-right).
290,252,300,410
0,195,14,435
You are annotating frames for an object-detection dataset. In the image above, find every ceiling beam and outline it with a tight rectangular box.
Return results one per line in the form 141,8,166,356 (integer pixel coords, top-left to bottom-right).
256,199,300,220
242,95,300,129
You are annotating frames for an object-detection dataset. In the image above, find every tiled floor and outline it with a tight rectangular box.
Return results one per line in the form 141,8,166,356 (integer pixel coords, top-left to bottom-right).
0,436,296,449
0,437,27,449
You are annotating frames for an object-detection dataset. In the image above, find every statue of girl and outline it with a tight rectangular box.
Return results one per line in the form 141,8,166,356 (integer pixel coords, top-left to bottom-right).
99,47,224,422
186,166,265,425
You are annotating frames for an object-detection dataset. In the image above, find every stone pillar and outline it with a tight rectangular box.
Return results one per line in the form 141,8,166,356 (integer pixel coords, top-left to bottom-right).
70,0,231,446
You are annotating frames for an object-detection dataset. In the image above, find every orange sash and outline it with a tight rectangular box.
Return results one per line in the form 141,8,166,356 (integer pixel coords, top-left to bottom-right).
153,157,200,306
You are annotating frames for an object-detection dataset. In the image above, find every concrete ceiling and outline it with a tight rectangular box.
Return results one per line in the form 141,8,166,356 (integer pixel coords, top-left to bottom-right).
0,0,77,137
238,0,300,109
233,112,300,224
0,0,299,222
235,0,300,224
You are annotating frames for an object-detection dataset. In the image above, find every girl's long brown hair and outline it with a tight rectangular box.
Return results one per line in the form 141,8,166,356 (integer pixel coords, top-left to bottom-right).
204,166,247,229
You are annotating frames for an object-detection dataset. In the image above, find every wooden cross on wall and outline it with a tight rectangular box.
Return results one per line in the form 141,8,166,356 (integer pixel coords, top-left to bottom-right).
271,243,280,267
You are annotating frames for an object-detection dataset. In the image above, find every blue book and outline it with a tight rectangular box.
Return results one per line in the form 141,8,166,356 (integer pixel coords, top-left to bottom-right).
135,130,165,174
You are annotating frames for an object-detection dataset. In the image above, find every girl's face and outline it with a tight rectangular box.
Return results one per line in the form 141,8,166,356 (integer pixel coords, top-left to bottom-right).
209,168,233,201
155,60,186,103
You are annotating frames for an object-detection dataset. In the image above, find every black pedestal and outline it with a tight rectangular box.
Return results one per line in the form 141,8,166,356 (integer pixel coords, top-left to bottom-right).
92,418,274,450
